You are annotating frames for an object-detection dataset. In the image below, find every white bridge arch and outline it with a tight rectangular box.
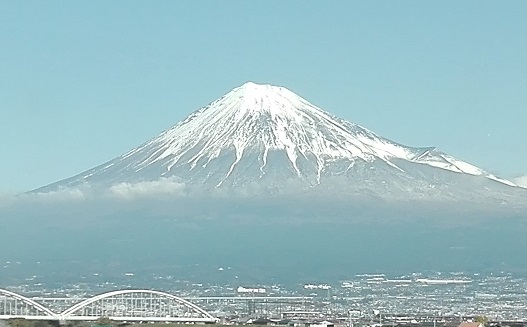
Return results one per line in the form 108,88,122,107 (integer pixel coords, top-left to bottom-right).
0,288,55,318
0,288,217,323
60,289,217,322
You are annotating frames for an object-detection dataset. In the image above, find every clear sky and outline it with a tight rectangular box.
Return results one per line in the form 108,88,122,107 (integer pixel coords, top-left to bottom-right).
1,1,526,193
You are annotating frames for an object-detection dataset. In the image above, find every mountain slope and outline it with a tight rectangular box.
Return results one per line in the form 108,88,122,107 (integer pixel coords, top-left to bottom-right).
37,82,523,202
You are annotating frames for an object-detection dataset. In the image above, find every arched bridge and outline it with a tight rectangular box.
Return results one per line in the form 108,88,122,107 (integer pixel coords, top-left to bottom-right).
0,289,218,323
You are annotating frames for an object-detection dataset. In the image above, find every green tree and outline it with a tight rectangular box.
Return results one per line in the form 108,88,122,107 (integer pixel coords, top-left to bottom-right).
8,319,34,327
474,316,489,327
94,317,113,327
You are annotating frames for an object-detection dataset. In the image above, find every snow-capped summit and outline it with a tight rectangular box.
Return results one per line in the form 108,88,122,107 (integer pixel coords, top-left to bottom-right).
37,82,522,200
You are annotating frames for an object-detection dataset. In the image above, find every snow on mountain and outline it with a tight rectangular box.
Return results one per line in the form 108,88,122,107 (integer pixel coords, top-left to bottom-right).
37,82,522,200
513,175,527,188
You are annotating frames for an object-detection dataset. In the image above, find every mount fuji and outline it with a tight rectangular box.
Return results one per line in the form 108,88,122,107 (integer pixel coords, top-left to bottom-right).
37,82,525,205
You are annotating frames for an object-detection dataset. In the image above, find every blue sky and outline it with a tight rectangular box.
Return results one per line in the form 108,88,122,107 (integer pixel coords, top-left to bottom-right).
1,1,526,193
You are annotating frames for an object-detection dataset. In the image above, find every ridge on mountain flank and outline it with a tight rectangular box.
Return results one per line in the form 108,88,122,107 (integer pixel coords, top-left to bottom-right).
37,82,522,201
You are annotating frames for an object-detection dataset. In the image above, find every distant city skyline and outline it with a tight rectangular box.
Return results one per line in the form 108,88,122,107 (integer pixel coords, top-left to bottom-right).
3,272,527,321
1,1,526,193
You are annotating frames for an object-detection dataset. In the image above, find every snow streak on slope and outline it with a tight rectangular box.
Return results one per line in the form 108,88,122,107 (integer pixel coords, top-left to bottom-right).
512,175,527,188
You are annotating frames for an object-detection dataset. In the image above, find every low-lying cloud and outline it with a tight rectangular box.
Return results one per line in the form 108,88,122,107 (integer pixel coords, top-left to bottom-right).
0,174,526,230
8,177,188,204
32,186,91,202
109,176,186,199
